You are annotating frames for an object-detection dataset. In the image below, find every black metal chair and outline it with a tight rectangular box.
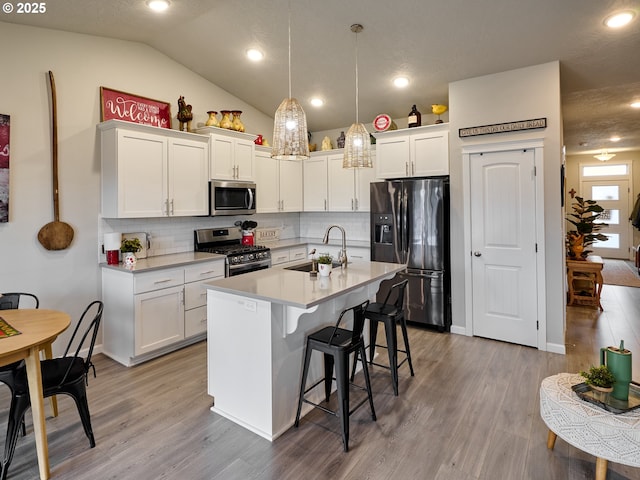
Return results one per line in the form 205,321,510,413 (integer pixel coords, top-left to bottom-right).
294,300,375,452
0,292,39,311
0,293,39,437
0,300,103,480
354,279,414,396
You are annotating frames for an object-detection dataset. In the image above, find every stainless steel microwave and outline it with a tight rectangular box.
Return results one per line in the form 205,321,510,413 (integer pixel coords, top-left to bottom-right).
209,180,256,216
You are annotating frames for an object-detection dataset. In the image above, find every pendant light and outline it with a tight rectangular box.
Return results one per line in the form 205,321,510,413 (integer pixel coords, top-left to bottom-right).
343,24,372,168
271,4,309,160
594,150,615,161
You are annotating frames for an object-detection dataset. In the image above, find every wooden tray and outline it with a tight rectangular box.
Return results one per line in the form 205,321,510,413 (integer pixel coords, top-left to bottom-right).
572,381,640,414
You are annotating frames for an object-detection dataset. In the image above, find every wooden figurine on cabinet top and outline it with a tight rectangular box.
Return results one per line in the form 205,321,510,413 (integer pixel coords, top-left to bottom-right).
177,96,193,132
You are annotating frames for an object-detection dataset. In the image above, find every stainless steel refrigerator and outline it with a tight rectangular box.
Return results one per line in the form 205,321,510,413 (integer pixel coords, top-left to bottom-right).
370,178,451,331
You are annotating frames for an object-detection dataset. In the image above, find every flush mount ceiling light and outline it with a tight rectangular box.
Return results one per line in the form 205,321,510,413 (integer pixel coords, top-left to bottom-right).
604,10,635,28
271,3,309,160
393,76,409,88
610,136,621,142
146,0,170,12
310,98,324,107
631,101,640,109
594,150,616,161
343,24,372,169
246,48,264,62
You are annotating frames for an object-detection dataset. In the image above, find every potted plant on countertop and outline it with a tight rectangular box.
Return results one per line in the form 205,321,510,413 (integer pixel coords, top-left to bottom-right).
317,253,333,277
566,196,608,260
580,364,615,392
120,237,142,268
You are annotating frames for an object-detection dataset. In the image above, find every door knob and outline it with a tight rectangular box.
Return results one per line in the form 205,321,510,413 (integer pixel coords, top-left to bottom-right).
473,251,482,257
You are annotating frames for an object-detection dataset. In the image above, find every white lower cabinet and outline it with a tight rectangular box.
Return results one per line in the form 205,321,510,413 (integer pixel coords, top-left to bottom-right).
102,259,224,366
271,246,308,266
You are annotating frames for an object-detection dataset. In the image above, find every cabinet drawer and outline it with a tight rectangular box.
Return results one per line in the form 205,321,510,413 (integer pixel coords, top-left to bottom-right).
289,246,307,262
185,306,208,337
185,260,225,283
271,249,290,265
185,280,209,310
134,268,184,294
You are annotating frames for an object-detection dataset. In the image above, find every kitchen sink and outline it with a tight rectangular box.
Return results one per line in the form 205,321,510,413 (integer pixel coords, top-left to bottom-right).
284,261,344,272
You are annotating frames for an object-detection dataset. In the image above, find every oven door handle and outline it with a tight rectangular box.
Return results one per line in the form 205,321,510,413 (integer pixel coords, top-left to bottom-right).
246,188,254,210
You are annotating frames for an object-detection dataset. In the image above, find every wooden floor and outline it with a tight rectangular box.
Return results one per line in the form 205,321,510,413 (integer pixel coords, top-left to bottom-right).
2,285,640,479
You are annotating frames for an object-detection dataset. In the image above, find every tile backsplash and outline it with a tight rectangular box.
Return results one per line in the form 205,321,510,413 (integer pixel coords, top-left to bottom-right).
98,212,370,263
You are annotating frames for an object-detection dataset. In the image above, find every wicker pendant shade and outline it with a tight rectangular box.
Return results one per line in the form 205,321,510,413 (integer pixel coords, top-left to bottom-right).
271,5,309,160
272,97,309,160
343,23,372,169
343,123,372,168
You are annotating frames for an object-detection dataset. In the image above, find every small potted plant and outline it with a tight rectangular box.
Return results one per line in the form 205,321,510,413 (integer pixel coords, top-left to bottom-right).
317,253,333,277
580,365,615,392
120,238,142,268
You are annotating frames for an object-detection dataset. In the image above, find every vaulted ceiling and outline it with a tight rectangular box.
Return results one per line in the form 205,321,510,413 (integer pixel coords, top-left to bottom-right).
4,0,640,155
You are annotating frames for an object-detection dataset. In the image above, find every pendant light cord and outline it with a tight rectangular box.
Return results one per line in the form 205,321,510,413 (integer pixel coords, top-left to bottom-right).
288,3,292,99
354,27,359,124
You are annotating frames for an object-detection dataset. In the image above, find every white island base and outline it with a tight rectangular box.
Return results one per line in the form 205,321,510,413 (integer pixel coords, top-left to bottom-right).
205,261,404,441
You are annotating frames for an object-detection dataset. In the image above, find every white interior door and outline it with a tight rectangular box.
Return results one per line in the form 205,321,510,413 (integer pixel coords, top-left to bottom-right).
470,149,538,347
581,179,631,259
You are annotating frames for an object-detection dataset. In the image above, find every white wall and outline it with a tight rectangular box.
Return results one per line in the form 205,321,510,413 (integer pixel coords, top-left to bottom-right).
448,62,565,348
0,22,274,354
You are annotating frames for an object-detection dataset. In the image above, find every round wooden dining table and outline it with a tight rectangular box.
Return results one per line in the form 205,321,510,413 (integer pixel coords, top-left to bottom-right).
0,309,70,480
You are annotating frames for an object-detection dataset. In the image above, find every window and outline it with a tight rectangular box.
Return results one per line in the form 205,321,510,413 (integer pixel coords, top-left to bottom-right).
582,164,628,177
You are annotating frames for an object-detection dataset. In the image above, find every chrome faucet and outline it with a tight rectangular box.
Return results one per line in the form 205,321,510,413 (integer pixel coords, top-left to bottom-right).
322,224,347,269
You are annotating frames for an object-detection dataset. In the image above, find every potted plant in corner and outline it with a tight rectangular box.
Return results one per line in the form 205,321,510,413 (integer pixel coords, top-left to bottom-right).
566,196,608,260
317,253,333,277
120,237,142,268
580,364,615,392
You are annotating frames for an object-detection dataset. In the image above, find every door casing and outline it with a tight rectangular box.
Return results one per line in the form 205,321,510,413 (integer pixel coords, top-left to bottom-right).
462,139,547,351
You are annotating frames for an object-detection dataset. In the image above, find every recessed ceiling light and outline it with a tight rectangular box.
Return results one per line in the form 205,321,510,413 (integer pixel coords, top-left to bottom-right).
604,10,635,28
246,49,264,62
393,77,409,88
146,0,170,12
610,136,621,142
631,101,640,109
310,98,324,107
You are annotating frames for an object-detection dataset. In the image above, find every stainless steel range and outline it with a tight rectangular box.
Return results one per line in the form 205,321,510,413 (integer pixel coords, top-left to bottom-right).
194,227,271,277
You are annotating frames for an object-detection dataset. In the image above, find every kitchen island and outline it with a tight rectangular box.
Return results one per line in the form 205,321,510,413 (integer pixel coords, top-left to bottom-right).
204,260,405,441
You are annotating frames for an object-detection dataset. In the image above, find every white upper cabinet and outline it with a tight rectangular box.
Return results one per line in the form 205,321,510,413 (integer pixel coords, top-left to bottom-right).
196,126,255,181
374,123,449,179
303,153,329,212
255,147,303,213
327,151,377,212
99,120,209,218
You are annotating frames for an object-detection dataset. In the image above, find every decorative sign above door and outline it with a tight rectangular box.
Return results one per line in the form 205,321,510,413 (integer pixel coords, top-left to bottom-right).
459,118,546,138
100,87,172,129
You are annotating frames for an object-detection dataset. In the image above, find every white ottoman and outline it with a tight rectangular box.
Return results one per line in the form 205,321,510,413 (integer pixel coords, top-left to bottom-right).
540,373,640,479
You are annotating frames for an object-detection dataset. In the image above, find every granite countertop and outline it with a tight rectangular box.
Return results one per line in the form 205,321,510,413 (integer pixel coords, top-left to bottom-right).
100,251,224,273
204,260,405,309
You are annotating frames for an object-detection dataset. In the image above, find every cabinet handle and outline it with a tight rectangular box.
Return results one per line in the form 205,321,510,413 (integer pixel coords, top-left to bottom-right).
406,162,409,176
355,198,359,211
324,199,327,211
153,279,174,284
199,270,216,275
351,199,354,210
170,199,174,215
411,161,415,176
164,199,170,216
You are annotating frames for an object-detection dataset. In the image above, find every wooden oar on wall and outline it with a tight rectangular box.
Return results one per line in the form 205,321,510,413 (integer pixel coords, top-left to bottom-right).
38,70,74,250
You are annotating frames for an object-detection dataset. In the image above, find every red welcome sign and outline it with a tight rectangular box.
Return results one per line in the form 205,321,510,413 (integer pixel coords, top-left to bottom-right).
100,87,172,129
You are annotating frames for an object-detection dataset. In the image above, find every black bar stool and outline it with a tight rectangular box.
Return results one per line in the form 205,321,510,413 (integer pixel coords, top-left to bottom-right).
356,279,414,396
294,300,376,452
